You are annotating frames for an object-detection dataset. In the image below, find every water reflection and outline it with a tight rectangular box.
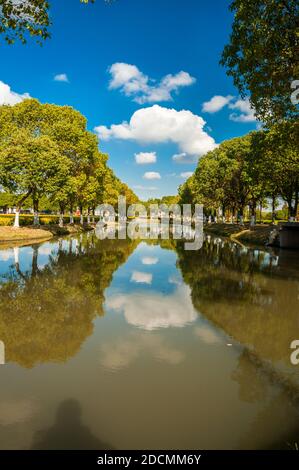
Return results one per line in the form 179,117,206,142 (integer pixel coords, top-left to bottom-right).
0,233,298,449
32,400,113,450
0,236,137,367
175,237,299,382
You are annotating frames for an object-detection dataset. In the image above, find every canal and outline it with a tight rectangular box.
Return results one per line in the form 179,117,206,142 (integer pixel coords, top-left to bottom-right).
0,233,298,449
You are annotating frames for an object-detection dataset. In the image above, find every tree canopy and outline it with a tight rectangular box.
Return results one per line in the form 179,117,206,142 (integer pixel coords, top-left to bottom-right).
221,0,299,123
179,121,299,221
0,99,138,225
0,0,109,44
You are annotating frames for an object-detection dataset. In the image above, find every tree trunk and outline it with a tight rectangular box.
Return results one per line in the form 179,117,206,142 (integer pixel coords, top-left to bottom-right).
69,206,74,225
80,206,84,225
287,199,295,221
59,204,64,227
271,195,276,223
250,202,256,227
87,208,91,225
33,198,39,226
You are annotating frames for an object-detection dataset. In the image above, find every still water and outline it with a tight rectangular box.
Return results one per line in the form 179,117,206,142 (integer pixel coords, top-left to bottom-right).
0,233,298,449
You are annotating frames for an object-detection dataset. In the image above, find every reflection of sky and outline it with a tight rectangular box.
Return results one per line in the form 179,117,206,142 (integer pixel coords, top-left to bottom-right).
105,242,198,330
0,240,64,280
106,242,179,297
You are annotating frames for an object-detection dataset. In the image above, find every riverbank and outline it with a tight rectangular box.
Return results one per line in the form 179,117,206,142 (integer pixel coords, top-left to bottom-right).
0,224,94,245
204,223,275,246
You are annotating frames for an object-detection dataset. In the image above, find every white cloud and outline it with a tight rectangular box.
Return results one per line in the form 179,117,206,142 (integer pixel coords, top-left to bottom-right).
0,249,13,261
100,332,185,371
180,172,193,178
105,284,197,330
141,257,159,265
172,152,198,164
0,81,30,106
131,271,153,284
133,185,158,191
229,98,256,122
108,63,196,104
202,95,233,113
54,73,69,83
194,325,222,345
143,171,161,180
202,94,256,122
135,151,157,165
95,105,217,156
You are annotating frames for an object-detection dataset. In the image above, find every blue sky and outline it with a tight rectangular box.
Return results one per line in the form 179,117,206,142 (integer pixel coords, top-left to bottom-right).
0,0,257,200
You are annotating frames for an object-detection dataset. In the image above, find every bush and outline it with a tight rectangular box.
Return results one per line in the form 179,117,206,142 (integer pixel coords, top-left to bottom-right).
0,215,14,226
0,213,101,227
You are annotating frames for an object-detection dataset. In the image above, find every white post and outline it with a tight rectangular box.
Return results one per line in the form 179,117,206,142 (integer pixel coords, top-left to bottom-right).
33,211,39,225
14,209,20,228
0,340,4,365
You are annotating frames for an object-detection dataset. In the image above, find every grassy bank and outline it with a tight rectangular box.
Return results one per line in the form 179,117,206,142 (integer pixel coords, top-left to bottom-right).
0,224,94,244
204,223,275,246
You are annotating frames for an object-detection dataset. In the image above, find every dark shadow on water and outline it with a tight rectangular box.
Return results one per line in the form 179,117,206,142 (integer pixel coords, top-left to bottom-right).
31,399,114,450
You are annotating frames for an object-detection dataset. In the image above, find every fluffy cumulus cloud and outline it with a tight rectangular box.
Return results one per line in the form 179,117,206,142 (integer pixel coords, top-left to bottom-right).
133,185,157,191
100,332,185,371
54,73,69,83
143,171,161,180
108,62,196,104
135,151,157,164
202,95,233,113
131,271,153,284
95,105,217,156
141,257,159,265
202,94,256,122
228,98,256,122
0,80,30,105
172,152,198,164
180,172,193,178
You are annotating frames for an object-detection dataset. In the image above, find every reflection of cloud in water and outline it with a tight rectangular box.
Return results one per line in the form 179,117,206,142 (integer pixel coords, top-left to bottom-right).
37,245,54,256
131,271,153,284
168,275,182,285
0,250,13,262
194,325,223,345
106,284,197,330
0,399,38,425
100,332,185,371
141,257,159,265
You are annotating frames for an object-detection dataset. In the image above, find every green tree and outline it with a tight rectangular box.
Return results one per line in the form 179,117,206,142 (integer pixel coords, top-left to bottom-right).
0,0,112,44
221,0,299,123
0,130,70,226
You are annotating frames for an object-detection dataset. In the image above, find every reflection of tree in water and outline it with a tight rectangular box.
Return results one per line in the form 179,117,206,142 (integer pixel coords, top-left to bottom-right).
0,236,137,368
236,386,299,450
232,350,269,404
175,238,299,366
32,399,113,450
